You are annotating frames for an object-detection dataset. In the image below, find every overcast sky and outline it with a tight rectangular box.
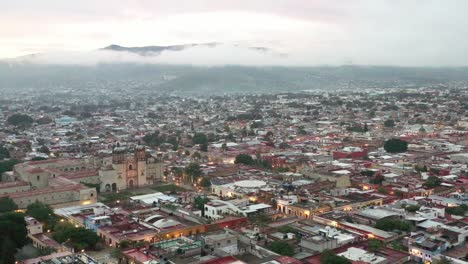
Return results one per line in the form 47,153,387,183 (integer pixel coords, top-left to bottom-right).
1,0,467,66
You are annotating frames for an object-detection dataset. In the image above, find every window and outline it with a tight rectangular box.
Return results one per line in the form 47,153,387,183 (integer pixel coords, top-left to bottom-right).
37,175,40,181
90,193,94,197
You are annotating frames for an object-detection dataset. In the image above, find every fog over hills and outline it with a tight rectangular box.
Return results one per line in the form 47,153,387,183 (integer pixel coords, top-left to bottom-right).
1,44,468,95
101,43,222,56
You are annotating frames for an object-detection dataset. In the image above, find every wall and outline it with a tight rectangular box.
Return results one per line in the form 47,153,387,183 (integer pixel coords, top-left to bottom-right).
300,237,338,253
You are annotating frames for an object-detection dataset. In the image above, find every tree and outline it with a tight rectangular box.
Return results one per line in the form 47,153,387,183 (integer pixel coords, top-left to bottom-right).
377,186,388,194
194,196,210,216
270,199,277,209
142,131,162,147
37,116,54,125
192,133,208,145
278,225,298,234
32,157,48,161
384,119,396,128
424,176,442,188
368,238,382,252
267,241,294,256
80,112,93,119
0,212,28,261
321,249,352,264
7,113,34,128
200,143,208,152
0,197,18,213
415,164,428,172
62,110,76,116
445,204,468,216
234,154,255,165
347,124,366,133
384,138,408,153
0,145,9,160
38,145,50,154
221,143,228,152
26,202,57,229
375,218,411,232
118,240,131,249
363,123,369,132
192,151,202,160
250,213,271,227
404,204,421,213
53,222,101,250
265,131,274,139
297,125,307,135
200,177,211,187
250,121,264,129
361,170,375,177
1,237,16,264
370,175,384,185
185,163,202,182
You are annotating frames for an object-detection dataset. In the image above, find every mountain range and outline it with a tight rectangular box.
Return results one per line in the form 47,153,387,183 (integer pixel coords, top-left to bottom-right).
1,44,468,95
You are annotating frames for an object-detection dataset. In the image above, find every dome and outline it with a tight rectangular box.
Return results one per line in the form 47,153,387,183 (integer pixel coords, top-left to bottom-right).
234,180,267,188
153,219,180,229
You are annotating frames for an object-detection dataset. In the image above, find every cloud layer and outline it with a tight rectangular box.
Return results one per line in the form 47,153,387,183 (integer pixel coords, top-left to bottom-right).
2,0,468,66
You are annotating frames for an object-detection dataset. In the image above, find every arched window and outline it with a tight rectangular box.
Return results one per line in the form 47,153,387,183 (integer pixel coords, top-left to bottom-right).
128,164,133,170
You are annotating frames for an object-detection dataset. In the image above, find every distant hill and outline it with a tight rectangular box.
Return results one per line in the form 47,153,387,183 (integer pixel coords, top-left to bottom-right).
1,63,467,95
101,43,221,56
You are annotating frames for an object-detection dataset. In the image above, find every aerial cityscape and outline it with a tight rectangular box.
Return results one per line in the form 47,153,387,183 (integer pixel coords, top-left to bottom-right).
1,1,467,264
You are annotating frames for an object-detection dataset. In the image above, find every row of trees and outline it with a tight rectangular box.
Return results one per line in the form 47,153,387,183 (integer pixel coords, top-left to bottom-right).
375,218,412,232
181,163,211,187
234,154,272,170
53,222,101,251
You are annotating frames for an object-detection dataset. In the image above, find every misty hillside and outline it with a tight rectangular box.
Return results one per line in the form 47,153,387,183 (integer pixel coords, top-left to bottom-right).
0,63,467,95
101,43,221,56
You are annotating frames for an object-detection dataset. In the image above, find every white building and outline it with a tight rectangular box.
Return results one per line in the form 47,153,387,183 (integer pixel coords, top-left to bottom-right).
338,247,386,264
204,199,271,220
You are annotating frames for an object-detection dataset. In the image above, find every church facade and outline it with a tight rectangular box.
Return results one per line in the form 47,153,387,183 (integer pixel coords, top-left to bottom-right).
98,145,164,192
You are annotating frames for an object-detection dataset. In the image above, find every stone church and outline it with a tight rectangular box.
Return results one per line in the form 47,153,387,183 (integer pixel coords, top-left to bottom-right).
97,145,163,192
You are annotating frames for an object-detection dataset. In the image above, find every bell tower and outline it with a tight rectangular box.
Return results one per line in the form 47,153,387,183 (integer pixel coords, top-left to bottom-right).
112,147,126,164
136,146,148,186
